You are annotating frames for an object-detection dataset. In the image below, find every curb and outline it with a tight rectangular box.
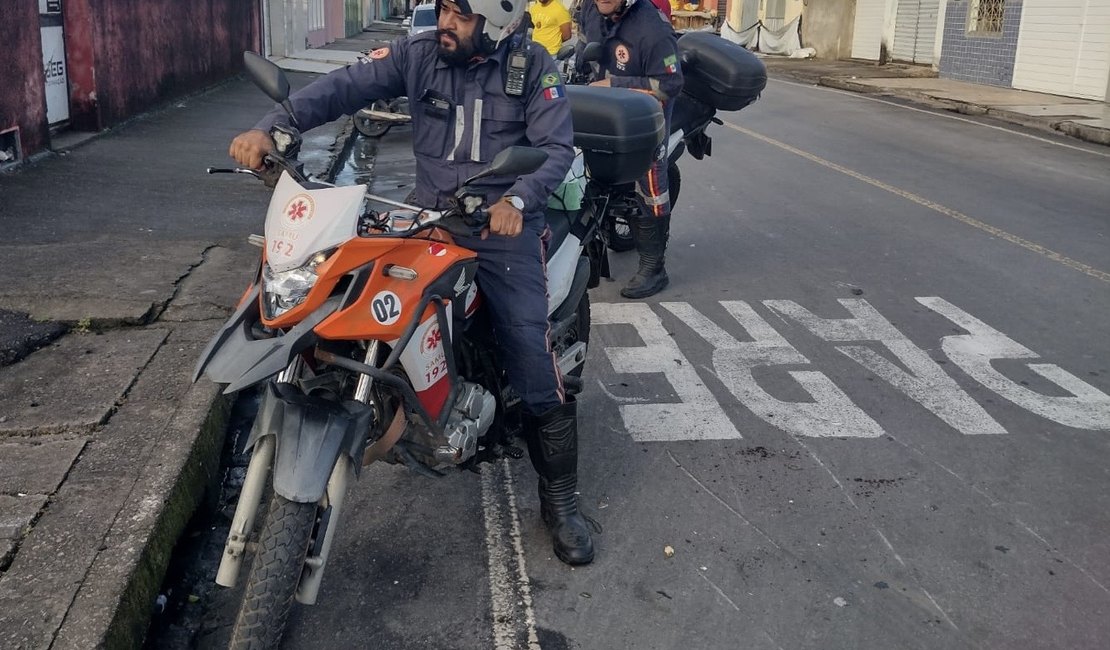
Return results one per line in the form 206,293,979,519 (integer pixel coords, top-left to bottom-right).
1056,121,1110,146
63,383,232,649
816,77,1108,147
768,69,1109,148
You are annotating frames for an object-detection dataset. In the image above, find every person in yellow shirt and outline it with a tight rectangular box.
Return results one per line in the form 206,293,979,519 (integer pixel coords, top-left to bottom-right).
529,0,573,56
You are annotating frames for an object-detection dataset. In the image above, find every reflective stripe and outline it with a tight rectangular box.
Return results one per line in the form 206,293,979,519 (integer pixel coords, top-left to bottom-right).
640,190,670,206
640,165,670,216
472,98,483,161
446,105,465,161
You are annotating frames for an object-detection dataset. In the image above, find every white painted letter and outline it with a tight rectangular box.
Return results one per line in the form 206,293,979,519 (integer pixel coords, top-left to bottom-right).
919,297,1110,430
593,303,740,442
662,301,884,438
765,299,1007,435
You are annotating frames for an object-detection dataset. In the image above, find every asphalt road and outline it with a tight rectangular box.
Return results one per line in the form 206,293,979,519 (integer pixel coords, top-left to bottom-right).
160,77,1110,649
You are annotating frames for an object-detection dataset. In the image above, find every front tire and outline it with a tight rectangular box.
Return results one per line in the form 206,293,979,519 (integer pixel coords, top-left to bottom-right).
229,496,317,650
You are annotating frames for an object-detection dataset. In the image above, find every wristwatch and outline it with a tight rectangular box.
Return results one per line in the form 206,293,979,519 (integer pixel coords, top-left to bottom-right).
503,195,525,211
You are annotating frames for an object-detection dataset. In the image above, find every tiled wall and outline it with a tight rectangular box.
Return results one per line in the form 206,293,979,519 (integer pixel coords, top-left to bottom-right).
938,1,1023,87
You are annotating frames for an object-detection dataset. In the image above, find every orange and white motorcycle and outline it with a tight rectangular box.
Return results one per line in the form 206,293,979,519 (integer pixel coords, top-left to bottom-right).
194,53,662,649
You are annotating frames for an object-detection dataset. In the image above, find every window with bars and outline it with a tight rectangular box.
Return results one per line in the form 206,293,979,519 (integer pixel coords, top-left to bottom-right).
764,0,786,31
968,0,1004,34
308,0,326,32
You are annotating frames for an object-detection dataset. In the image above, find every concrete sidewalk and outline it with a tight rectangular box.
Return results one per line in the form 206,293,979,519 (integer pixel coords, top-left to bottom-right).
273,23,407,73
0,68,357,649
761,56,1110,146
0,23,402,650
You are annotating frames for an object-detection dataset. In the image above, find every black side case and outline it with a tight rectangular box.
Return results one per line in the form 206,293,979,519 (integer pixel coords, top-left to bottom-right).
678,31,767,111
565,85,665,185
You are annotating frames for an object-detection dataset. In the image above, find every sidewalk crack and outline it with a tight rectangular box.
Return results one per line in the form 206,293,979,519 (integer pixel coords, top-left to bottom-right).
149,245,220,324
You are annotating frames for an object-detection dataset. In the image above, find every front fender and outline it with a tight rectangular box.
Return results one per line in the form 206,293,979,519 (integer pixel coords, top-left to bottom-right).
193,289,342,394
246,382,373,503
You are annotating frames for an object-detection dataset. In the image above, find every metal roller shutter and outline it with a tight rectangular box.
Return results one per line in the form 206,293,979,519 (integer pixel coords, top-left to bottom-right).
1013,0,1110,100
852,0,885,60
893,0,941,64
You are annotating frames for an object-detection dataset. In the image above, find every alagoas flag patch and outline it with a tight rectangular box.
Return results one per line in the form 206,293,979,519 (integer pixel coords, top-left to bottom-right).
663,54,678,74
543,85,563,100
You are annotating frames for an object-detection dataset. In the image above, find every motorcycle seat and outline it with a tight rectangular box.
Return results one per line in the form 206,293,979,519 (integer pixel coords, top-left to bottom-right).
670,92,716,137
545,207,577,252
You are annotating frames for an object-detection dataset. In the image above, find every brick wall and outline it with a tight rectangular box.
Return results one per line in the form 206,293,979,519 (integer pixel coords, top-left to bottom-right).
938,0,1023,87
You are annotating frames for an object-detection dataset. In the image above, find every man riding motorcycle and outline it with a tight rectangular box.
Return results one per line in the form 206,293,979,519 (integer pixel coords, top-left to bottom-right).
578,0,682,298
229,0,594,565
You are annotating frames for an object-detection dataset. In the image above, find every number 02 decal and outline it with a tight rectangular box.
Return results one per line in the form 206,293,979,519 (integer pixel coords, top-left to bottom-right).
371,291,402,325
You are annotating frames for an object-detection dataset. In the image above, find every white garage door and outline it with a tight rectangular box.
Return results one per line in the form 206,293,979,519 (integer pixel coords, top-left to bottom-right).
852,0,885,60
893,0,941,64
1013,0,1110,100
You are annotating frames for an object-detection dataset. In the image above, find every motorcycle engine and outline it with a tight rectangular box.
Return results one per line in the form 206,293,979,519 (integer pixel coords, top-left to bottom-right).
425,381,497,466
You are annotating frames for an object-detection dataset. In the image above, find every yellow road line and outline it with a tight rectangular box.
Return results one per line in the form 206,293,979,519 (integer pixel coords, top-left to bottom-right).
723,121,1110,284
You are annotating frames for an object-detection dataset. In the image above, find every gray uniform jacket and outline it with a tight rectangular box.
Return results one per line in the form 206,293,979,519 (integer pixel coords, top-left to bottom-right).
254,31,575,222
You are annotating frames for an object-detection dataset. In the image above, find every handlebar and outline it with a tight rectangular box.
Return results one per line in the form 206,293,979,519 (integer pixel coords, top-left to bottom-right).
206,167,263,178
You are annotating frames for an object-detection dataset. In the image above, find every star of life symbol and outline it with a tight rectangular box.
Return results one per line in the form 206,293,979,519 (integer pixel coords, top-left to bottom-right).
615,44,630,65
282,193,315,228
288,200,308,221
421,324,442,354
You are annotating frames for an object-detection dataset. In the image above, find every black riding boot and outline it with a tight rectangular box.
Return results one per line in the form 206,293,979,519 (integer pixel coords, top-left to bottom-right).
525,398,595,565
621,214,670,299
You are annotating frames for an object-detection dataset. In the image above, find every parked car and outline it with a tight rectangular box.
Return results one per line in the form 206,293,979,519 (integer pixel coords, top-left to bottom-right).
409,4,437,36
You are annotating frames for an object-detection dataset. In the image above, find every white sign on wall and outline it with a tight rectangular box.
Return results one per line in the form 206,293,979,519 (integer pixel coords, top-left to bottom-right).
40,25,69,124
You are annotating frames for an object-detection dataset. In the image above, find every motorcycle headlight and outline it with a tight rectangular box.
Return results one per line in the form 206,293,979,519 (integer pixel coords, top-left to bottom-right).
262,251,330,319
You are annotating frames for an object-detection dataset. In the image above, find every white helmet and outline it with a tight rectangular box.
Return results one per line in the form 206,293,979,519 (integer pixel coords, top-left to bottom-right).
437,0,526,52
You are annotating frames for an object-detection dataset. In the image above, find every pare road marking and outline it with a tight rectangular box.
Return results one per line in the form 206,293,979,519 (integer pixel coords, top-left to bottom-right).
594,298,1110,441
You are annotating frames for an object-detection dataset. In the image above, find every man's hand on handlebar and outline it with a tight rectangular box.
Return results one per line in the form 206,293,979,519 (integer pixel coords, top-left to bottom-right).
483,198,524,239
229,129,275,170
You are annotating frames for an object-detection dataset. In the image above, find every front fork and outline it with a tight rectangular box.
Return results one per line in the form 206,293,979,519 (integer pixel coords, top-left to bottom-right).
215,343,380,604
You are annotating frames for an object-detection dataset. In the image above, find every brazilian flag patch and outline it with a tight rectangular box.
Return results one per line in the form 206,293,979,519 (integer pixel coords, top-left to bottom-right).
663,54,678,74
542,72,561,88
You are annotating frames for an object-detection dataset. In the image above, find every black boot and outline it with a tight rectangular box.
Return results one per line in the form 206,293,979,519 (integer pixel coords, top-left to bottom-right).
620,214,670,299
524,398,595,565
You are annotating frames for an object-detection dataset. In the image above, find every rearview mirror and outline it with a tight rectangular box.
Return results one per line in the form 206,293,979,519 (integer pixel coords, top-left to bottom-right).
556,43,575,61
244,51,289,103
580,42,603,64
464,146,549,185
243,51,298,126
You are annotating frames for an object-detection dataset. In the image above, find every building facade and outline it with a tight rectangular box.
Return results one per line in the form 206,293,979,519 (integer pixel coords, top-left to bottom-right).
2,0,262,166
836,0,1110,101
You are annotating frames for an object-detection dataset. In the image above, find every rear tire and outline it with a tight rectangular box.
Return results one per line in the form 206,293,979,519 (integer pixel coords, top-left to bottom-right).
354,100,392,138
570,292,591,378
604,213,635,253
553,292,591,379
229,496,317,650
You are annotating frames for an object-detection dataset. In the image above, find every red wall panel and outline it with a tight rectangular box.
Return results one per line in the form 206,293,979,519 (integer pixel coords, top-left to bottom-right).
65,0,262,133
0,2,49,159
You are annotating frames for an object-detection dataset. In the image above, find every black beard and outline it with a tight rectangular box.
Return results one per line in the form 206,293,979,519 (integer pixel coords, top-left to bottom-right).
436,30,477,66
